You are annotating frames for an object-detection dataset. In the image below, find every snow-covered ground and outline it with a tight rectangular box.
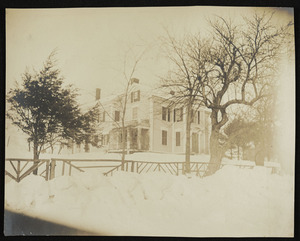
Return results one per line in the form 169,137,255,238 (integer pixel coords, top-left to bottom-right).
5,163,294,237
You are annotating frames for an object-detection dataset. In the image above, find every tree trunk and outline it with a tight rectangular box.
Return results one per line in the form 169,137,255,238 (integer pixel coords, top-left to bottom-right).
121,125,126,171
32,140,39,175
205,107,228,176
185,103,192,174
205,125,223,176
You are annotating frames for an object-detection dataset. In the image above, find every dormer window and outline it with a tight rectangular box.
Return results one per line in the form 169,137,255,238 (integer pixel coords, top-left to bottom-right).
131,90,140,103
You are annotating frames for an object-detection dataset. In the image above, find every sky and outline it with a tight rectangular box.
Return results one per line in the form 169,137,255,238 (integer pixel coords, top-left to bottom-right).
6,6,293,106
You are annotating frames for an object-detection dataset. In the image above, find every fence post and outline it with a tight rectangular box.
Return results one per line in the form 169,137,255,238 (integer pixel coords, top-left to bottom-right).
68,161,72,176
182,163,185,175
131,161,134,172
62,161,65,176
45,160,50,181
17,161,21,182
50,159,56,180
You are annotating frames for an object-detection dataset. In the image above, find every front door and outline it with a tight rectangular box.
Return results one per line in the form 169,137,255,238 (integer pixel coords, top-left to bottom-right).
141,129,149,150
192,133,199,153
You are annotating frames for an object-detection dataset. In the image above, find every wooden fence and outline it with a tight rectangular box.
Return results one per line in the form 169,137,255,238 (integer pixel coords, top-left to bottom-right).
5,158,123,182
5,158,51,183
5,158,256,182
102,161,255,177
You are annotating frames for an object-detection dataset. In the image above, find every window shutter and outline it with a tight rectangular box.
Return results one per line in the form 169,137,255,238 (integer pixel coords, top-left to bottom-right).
174,109,176,122
162,107,166,121
137,90,140,101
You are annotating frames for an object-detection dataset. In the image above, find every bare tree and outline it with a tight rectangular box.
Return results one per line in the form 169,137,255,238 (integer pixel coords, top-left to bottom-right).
98,47,146,170
160,31,210,173
200,12,292,175
161,12,292,175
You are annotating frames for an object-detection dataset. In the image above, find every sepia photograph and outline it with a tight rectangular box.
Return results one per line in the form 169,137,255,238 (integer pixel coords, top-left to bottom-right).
5,6,295,237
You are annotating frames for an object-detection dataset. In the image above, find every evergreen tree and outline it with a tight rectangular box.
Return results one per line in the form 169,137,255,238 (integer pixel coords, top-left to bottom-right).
6,51,91,174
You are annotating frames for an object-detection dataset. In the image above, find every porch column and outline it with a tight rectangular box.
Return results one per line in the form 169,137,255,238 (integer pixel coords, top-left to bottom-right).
127,127,130,154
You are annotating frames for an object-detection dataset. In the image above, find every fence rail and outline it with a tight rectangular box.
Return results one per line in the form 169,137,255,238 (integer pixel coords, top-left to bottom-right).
5,159,51,182
5,158,258,182
103,161,225,177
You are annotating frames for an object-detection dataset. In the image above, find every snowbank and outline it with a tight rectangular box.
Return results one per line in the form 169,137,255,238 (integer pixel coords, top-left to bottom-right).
5,166,293,237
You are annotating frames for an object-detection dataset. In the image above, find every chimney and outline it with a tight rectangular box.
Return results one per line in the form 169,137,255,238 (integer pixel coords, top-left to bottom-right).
130,78,139,85
95,88,101,100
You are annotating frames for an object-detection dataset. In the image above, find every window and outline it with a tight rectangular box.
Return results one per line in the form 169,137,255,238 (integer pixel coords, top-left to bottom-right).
94,135,99,144
131,90,140,102
162,107,170,121
100,111,105,122
162,130,167,145
191,110,196,123
103,134,109,145
115,111,120,122
119,130,127,143
67,139,73,149
176,132,181,146
132,107,138,120
174,107,183,122
192,110,198,124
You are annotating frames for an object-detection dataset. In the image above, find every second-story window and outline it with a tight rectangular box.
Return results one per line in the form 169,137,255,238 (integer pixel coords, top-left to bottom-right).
174,107,183,122
131,90,140,103
191,109,198,124
100,111,105,122
191,110,195,123
115,110,120,122
132,107,138,120
162,107,170,121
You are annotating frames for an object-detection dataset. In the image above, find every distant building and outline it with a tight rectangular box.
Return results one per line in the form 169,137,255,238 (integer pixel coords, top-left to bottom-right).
80,78,211,154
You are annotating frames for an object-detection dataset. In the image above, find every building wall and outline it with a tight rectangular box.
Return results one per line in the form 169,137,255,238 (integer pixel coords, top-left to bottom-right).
151,95,210,154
